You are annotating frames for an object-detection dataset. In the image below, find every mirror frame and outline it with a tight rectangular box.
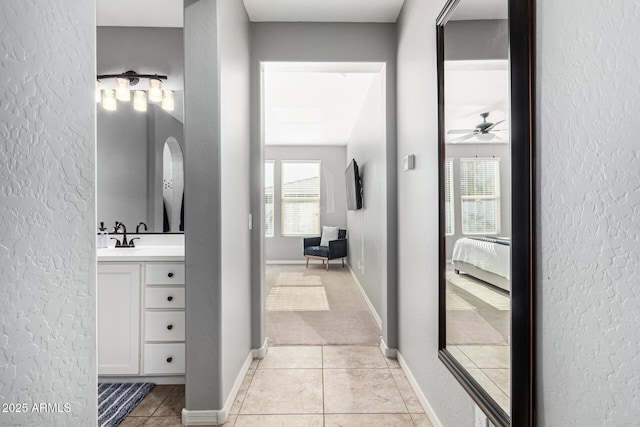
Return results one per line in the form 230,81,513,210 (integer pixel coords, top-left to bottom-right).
436,0,535,425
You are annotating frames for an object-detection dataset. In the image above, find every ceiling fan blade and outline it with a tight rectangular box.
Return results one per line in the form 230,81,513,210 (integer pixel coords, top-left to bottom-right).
485,120,505,131
447,129,476,134
449,133,476,143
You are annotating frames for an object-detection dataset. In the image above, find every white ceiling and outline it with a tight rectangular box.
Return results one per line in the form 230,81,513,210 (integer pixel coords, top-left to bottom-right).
244,0,405,22
97,0,404,26
97,0,183,27
264,63,383,146
450,0,508,21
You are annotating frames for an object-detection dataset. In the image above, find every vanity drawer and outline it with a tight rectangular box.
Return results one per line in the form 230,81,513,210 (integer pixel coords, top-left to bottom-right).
143,343,185,375
145,264,185,285
145,311,185,341
145,287,185,309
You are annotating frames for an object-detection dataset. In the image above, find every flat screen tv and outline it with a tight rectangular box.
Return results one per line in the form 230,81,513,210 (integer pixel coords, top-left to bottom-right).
345,159,363,210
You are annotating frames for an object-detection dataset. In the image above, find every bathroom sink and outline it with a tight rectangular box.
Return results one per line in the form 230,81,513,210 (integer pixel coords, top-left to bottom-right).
97,245,185,262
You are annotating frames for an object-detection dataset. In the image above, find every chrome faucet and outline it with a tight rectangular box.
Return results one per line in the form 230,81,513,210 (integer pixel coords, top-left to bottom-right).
136,222,148,233
110,222,139,248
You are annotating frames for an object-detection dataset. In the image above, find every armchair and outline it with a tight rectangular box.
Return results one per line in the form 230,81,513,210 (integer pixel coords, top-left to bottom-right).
303,229,347,270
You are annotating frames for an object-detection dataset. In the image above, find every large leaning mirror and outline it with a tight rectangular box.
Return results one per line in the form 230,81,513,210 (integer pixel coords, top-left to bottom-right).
436,0,534,425
96,26,185,233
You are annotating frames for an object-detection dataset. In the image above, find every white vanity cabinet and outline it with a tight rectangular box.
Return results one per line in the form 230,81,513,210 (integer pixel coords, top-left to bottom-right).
97,254,185,380
142,263,186,375
97,264,141,375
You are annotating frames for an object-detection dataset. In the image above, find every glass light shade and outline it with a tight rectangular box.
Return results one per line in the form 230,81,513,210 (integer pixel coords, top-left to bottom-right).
148,78,163,102
102,90,117,111
96,81,101,103
115,77,131,101
133,90,147,112
161,90,174,111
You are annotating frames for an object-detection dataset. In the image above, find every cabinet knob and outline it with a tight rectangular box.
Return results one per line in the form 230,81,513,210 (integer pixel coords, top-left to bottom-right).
167,324,173,330
168,272,174,278
167,296,173,301
166,357,173,363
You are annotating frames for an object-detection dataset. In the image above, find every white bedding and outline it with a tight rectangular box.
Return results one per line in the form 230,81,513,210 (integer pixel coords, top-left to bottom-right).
451,237,510,280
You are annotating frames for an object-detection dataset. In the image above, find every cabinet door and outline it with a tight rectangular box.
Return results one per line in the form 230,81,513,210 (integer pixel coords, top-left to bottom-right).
98,264,141,375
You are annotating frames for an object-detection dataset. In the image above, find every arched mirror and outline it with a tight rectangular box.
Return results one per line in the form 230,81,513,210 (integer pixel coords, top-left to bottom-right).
436,0,535,425
162,137,185,232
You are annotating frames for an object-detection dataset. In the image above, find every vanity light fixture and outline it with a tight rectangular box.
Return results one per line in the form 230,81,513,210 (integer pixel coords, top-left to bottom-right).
161,90,174,111
133,90,147,112
148,78,163,103
115,77,131,101
102,89,117,111
96,70,168,112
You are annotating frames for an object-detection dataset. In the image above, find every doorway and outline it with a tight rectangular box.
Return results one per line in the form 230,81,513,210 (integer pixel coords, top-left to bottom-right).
259,62,388,347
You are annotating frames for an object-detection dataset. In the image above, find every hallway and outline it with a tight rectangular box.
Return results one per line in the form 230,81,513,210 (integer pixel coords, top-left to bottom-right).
228,346,432,426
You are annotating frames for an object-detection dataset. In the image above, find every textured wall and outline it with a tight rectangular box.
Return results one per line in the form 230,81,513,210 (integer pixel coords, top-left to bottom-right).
0,0,97,426
265,145,347,262
537,0,640,424
396,0,477,425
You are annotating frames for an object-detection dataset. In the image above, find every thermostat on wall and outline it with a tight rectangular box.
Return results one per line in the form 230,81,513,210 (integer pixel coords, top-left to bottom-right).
404,154,415,171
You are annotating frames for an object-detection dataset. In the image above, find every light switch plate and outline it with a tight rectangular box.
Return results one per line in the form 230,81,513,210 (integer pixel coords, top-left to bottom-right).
403,154,415,171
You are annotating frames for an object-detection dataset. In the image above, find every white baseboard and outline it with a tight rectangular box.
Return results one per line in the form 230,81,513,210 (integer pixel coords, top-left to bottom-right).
346,263,382,329
265,260,306,265
181,351,254,425
397,351,443,427
379,338,397,359
253,338,268,359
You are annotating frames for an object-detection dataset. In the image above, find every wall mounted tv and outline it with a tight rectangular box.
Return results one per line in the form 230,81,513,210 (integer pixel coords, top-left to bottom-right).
345,159,363,210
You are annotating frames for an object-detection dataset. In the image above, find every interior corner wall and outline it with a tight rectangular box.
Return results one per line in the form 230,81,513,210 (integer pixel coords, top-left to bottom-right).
396,0,476,426
265,145,348,262
0,1,97,425
219,0,252,404
346,74,386,318
537,0,640,424
250,22,398,349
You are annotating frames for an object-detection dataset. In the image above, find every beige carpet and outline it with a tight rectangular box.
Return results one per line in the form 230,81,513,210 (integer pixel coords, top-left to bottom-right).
266,265,381,346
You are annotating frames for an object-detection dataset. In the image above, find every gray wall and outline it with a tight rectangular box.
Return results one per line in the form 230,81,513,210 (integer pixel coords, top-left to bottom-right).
97,103,183,232
184,0,222,411
219,0,252,404
536,0,640,424
346,74,386,318
184,0,252,414
444,20,508,61
97,26,184,91
250,22,398,349
0,0,97,425
97,102,149,230
265,145,348,262
398,0,640,426
396,0,477,426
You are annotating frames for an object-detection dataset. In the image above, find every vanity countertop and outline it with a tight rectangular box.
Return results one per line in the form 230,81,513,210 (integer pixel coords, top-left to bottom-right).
97,245,185,262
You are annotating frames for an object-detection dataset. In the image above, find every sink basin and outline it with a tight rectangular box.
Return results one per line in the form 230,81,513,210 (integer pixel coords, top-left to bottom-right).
97,245,185,262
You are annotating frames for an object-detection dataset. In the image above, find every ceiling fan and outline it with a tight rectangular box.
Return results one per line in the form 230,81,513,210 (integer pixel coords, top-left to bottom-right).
447,112,507,143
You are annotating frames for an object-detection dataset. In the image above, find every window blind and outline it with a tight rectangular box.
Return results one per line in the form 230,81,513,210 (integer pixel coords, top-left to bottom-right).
460,158,500,235
444,159,454,235
281,161,321,236
265,161,275,237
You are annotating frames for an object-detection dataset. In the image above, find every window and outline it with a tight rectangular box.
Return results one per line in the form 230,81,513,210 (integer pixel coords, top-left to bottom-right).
444,159,454,235
281,161,321,236
265,160,275,237
460,158,500,235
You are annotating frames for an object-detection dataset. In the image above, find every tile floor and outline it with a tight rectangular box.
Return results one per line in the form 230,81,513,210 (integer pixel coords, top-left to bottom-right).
121,346,433,427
